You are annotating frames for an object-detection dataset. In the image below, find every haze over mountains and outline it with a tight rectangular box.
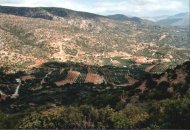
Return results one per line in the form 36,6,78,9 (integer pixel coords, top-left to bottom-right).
107,12,190,27
155,12,189,26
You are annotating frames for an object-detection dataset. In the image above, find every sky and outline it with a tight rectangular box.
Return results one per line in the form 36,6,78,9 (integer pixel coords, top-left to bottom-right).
0,0,189,17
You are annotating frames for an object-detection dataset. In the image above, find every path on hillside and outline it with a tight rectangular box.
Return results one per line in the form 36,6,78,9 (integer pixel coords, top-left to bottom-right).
0,79,22,100
11,79,21,98
145,64,158,72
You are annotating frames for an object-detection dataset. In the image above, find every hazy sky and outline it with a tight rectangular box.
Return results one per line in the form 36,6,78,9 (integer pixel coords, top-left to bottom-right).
0,0,189,17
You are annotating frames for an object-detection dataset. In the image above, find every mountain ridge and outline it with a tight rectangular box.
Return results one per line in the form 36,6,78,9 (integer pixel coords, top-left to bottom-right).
107,14,142,23
156,12,189,26
0,5,105,20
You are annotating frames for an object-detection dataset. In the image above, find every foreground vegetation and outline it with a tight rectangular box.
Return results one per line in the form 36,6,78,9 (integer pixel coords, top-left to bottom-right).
1,97,189,129
0,61,190,129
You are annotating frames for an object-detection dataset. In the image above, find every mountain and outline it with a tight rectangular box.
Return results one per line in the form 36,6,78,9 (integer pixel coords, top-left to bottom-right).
0,5,190,129
0,5,104,19
156,12,190,26
108,14,129,20
107,14,142,23
0,6,189,73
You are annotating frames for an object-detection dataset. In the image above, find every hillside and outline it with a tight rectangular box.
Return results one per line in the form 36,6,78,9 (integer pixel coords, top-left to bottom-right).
0,5,103,19
0,5,190,129
107,14,142,23
0,6,189,74
156,12,190,26
1,60,190,101
0,61,190,128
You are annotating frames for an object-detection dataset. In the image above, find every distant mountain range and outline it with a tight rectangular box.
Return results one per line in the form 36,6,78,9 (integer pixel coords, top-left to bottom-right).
107,14,142,23
1,5,188,27
145,12,189,26
107,13,189,27
157,12,189,26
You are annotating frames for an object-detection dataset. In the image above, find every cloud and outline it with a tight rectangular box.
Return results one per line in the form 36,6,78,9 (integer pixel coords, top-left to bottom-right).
0,0,189,17
92,0,189,16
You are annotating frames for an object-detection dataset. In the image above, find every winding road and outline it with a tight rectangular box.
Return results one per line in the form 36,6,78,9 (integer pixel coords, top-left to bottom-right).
0,78,22,100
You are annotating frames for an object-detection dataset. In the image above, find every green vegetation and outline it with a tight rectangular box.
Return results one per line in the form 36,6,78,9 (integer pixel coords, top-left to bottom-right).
65,48,78,56
0,24,51,59
0,5,190,129
0,61,190,129
147,97,190,128
75,36,90,48
1,24,35,46
1,95,189,129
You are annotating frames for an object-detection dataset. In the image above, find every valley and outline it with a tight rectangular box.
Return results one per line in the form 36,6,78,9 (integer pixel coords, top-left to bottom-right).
0,6,189,74
0,61,190,128
0,6,189,129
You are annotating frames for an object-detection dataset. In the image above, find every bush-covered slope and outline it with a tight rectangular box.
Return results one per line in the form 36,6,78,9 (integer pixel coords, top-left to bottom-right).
0,61,190,129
